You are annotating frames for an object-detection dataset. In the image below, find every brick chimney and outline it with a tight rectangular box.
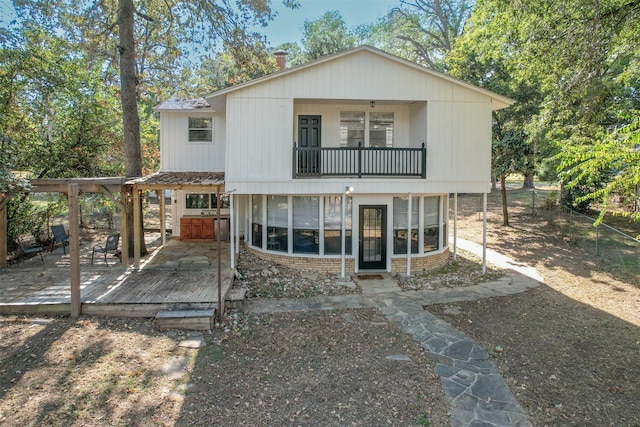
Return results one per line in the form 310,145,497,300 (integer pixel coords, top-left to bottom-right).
274,50,288,71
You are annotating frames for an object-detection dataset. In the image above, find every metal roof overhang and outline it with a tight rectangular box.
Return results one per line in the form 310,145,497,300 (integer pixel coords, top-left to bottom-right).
126,172,225,191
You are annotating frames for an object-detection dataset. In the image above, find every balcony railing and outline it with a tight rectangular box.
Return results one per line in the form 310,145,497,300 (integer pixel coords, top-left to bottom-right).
293,142,426,179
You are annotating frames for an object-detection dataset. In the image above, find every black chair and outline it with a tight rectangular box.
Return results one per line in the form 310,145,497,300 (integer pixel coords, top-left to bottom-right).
91,233,120,265
50,224,70,254
17,237,44,263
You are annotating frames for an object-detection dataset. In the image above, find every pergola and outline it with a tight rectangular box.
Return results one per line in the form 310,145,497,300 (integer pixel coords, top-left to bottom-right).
1,177,128,316
125,171,228,268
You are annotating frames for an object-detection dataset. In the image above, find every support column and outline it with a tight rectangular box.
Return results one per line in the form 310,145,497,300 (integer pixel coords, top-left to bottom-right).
69,183,81,317
133,189,141,269
230,193,235,269
216,186,222,323
406,193,412,276
341,194,346,278
121,197,130,268
453,193,458,261
482,192,487,274
236,195,240,254
159,188,166,246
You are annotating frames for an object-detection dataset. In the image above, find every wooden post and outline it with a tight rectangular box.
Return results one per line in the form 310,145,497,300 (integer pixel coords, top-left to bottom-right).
159,189,166,246
99,184,128,268
216,186,222,323
69,183,81,317
133,188,141,268
0,194,8,269
120,195,131,269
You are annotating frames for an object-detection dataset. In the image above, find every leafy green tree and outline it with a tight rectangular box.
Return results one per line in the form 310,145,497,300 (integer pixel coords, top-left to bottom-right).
364,0,472,71
301,11,358,60
447,0,543,195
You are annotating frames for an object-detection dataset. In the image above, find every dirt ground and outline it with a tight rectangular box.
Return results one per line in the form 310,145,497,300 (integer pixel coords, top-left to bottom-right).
429,192,640,426
0,309,450,426
1,189,639,426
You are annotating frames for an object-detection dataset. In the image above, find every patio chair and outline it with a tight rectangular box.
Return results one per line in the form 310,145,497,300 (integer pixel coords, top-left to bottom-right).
17,237,45,263
50,224,70,254
91,233,120,266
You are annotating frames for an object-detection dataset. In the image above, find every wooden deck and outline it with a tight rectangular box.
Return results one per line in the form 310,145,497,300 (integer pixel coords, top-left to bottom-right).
0,238,234,318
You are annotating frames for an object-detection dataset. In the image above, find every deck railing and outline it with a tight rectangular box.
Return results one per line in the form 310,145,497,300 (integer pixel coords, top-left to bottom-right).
293,143,426,178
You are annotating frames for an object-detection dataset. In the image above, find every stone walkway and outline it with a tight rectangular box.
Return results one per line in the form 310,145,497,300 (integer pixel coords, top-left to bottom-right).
247,239,542,427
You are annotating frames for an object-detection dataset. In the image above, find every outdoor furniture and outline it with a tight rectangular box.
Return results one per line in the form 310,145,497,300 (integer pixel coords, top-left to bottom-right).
91,233,120,265
17,237,44,263
50,224,69,254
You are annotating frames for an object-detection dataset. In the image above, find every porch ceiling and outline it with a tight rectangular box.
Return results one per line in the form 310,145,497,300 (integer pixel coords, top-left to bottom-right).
127,171,225,191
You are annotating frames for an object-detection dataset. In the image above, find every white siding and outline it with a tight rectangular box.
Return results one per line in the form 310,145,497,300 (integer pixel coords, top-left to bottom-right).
160,111,225,172
171,48,506,197
225,97,293,182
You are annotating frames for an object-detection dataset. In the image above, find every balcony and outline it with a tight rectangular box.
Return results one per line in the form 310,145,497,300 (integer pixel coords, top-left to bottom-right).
293,143,426,179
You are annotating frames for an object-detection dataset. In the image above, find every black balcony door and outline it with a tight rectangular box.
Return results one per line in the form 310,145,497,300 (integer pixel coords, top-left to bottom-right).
298,115,321,174
359,205,386,270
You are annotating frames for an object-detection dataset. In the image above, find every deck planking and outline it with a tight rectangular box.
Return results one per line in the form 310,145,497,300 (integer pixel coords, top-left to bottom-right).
1,239,235,317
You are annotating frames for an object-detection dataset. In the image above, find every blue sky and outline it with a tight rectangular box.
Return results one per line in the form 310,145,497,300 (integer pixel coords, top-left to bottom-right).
0,0,398,46
258,0,399,46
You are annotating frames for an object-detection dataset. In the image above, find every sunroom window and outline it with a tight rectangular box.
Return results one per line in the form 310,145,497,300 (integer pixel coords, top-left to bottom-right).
324,196,352,255
293,196,319,254
251,195,263,247
188,117,213,142
393,196,419,254
267,196,288,252
424,196,440,252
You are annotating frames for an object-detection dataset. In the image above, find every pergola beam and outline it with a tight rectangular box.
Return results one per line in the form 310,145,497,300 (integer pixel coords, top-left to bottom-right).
30,177,126,194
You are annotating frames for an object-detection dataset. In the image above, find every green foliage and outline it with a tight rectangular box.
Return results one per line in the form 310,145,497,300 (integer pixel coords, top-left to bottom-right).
559,118,640,220
363,0,472,71
301,11,358,60
0,134,31,196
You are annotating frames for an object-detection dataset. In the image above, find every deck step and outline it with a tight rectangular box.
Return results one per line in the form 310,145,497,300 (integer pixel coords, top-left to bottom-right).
225,288,247,309
155,309,215,330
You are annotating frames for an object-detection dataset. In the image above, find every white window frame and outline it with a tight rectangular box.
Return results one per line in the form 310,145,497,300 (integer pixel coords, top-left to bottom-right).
188,116,213,143
339,111,394,147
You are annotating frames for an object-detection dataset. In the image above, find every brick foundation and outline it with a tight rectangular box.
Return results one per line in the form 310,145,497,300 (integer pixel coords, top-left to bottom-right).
244,243,450,274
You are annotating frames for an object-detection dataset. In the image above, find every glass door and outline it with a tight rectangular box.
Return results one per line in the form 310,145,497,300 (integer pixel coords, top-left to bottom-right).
359,205,386,270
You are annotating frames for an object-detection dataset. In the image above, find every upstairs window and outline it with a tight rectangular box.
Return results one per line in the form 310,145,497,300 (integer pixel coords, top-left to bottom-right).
340,112,365,147
339,111,394,147
369,112,394,147
188,117,213,142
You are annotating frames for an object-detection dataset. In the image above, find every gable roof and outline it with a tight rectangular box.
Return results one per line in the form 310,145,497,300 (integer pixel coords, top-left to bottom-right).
204,45,515,111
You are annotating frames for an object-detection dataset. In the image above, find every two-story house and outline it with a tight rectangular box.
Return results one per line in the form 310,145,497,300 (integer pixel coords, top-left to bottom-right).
139,45,513,275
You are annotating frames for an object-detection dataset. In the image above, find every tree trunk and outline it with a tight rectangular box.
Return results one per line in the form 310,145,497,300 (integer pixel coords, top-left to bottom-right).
522,141,536,189
118,0,147,256
501,175,509,226
522,172,535,189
